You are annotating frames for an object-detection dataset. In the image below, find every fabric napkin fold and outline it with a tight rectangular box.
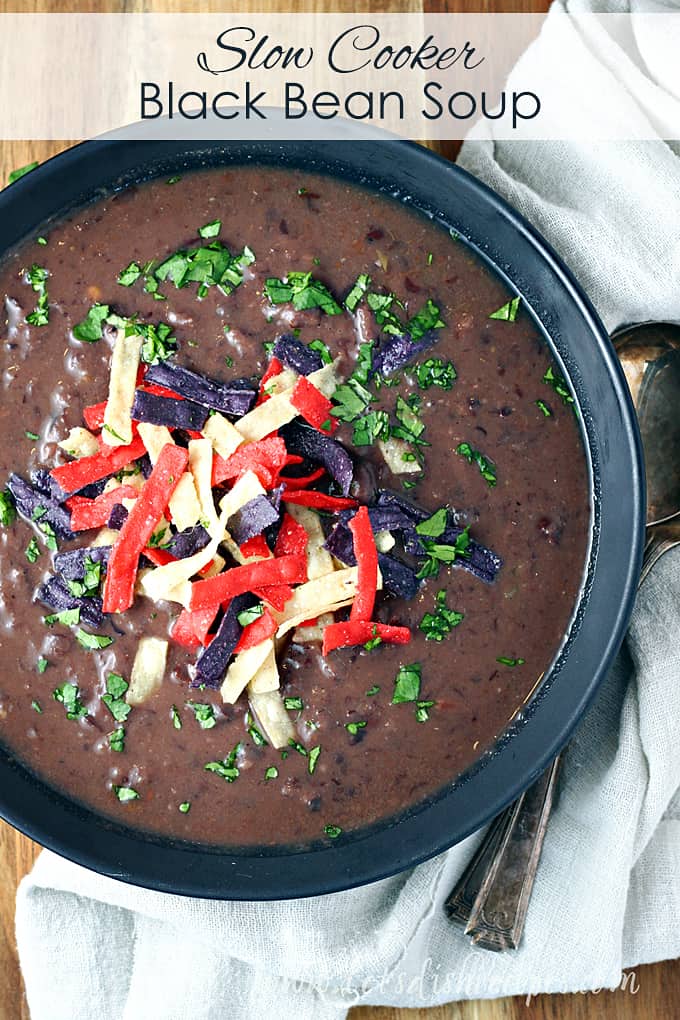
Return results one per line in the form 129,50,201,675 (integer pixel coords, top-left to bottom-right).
15,1,680,1017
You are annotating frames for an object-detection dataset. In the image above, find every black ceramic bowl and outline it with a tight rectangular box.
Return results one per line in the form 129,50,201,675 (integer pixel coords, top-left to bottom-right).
0,138,644,899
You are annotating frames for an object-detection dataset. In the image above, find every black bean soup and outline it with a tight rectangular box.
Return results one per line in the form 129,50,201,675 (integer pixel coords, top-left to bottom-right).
0,166,590,847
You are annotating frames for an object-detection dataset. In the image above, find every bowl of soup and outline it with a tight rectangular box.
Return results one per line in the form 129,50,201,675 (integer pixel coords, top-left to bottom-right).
0,137,643,898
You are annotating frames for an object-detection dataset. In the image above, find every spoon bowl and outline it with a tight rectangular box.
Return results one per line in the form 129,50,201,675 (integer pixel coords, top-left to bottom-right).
614,322,680,527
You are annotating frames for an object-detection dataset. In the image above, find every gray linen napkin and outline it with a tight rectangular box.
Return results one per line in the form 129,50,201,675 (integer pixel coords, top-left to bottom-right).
15,2,680,1017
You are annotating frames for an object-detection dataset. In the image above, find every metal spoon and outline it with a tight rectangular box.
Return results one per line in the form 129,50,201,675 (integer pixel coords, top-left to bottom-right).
445,322,680,950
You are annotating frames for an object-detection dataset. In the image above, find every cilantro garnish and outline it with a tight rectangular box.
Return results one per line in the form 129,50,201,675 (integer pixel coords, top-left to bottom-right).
284,696,303,711
456,442,497,487
171,704,182,730
198,219,221,239
264,272,342,315
497,656,525,667
288,738,308,757
25,265,49,327
31,699,42,713
264,766,279,781
248,723,267,747
138,321,177,365
392,663,422,704
205,743,241,782
25,537,40,563
366,685,380,696
53,682,88,720
44,607,80,627
415,507,449,538
543,366,575,407
237,604,264,627
186,701,217,730
324,824,342,839
108,727,125,753
344,273,371,313
75,629,113,651
8,161,39,185
167,175,181,185
406,298,445,342
489,296,521,322
0,490,16,527
416,527,471,580
308,338,332,364
345,720,367,736
25,430,40,441
37,656,48,674
416,358,456,391
101,673,131,723
117,262,142,287
37,520,58,552
419,590,464,641
154,241,255,298
536,399,553,417
331,378,373,424
366,291,404,335
178,801,191,813
37,237,48,246
66,557,102,598
363,624,383,651
415,700,435,723
73,303,110,342
114,786,139,802
352,409,390,447
391,395,428,446
308,746,321,774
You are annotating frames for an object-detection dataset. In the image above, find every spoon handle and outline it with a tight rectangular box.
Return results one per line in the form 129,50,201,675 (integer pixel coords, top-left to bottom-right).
444,532,673,950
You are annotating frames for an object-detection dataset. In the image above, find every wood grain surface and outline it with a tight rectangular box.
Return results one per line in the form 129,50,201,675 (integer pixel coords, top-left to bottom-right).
1,2,678,1019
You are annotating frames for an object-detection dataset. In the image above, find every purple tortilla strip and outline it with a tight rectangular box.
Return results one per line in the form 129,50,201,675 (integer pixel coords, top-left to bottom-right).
132,390,209,431
377,553,421,601
371,330,439,378
166,524,211,559
280,422,353,496
37,575,104,627
229,495,280,545
193,592,258,689
107,504,128,530
8,474,76,541
272,334,323,376
145,362,256,417
54,546,110,580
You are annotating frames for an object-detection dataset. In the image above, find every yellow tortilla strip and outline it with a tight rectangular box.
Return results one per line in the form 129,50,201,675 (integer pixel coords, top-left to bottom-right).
103,328,143,447
203,412,244,460
248,689,295,749
220,638,274,704
293,612,335,644
235,361,340,443
247,643,280,694
188,438,217,527
58,426,99,459
126,636,168,706
218,469,265,524
378,437,421,475
288,503,334,580
138,500,230,603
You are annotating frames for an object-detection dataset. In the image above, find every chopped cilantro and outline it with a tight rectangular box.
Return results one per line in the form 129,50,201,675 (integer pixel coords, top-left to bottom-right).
456,442,497,487
117,261,142,287
167,175,181,185
308,338,333,365
75,628,113,651
198,219,221,239
101,673,131,723
536,399,553,417
31,699,42,713
25,537,40,563
37,237,48,246
108,727,125,753
366,685,380,696
171,704,182,730
0,490,16,526
308,746,321,774
37,520,58,552
344,273,371,313
264,272,342,315
416,358,456,391
497,656,525,667
138,321,177,365
8,161,39,185
284,696,303,711
288,738,308,756
205,743,241,782
248,723,267,747
186,701,216,730
264,766,279,781
392,395,427,445
25,430,40,441
352,409,390,447
237,604,264,627
66,557,102,598
489,296,521,322
420,590,464,641
543,365,575,407
73,303,109,342
406,298,445,342
366,291,404,335
426,252,433,265
324,824,342,839
37,656,48,674
53,682,87,720
331,378,373,424
179,801,191,813
415,700,435,723
392,663,422,704
114,785,139,802
154,241,255,298
345,720,367,736
25,264,50,327
416,526,471,580
44,607,80,627
415,507,449,538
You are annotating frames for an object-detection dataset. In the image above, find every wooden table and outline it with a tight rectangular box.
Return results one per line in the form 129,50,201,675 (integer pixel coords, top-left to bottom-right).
1,2,679,1018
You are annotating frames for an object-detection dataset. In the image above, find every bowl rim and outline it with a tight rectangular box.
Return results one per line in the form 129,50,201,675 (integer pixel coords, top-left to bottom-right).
0,136,645,899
